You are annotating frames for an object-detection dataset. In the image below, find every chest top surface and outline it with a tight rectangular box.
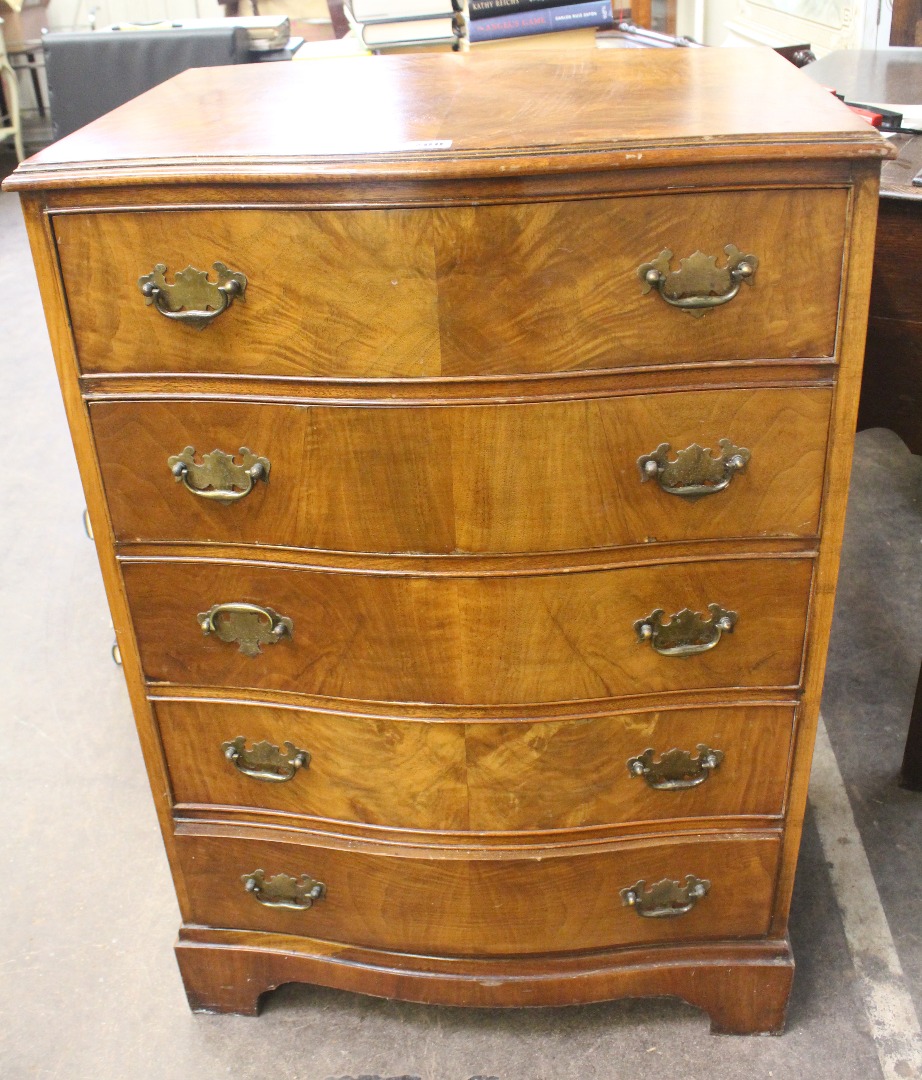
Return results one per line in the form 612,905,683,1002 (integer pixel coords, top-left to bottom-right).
4,47,888,191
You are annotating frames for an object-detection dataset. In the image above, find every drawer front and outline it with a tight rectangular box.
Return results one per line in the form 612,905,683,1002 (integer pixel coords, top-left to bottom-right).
56,189,845,378
92,387,831,554
465,704,795,831
123,556,813,704
175,831,780,955
159,698,795,830
162,697,468,829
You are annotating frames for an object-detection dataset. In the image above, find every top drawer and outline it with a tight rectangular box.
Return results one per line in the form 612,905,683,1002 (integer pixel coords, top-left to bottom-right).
55,188,847,379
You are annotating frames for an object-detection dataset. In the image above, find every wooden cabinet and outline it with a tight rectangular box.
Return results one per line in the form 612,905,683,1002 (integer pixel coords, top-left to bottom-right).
3,47,888,1034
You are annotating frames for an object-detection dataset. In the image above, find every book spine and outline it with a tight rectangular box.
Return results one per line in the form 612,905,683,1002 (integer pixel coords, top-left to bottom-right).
350,0,460,22
356,9,457,24
469,0,622,19
361,13,463,44
468,0,614,40
468,0,568,18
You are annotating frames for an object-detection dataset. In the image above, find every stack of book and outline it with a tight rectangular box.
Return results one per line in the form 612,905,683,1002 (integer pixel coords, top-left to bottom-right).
467,0,625,49
347,0,463,51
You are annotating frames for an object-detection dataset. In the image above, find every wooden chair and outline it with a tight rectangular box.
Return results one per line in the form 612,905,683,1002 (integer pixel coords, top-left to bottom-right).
0,19,24,161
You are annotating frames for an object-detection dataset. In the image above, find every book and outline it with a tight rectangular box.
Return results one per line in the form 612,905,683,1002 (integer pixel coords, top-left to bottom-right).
376,40,464,51
350,0,457,21
469,25,599,47
361,13,461,45
469,0,625,20
468,0,614,41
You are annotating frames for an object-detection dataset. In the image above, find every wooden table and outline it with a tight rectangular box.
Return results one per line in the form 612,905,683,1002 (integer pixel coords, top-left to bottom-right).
858,134,922,458
859,133,922,790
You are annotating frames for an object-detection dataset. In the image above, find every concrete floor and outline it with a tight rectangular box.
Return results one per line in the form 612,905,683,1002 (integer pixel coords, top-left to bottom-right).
2,152,921,1080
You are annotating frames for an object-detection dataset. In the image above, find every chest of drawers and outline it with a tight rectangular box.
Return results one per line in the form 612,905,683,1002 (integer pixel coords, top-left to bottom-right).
4,47,889,1034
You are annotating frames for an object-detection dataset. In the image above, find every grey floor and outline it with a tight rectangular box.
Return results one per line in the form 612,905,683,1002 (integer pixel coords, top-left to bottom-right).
2,153,921,1080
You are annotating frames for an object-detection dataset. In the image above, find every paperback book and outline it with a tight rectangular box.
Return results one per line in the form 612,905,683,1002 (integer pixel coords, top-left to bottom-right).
469,0,625,19
468,0,614,41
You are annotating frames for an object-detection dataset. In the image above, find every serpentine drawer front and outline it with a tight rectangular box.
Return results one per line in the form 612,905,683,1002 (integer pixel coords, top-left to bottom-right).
5,48,888,1031
156,698,796,830
122,555,813,703
55,188,846,378
90,387,832,554
174,830,781,955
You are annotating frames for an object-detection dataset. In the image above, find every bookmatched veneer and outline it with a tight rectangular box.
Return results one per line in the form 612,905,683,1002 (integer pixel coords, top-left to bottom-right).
157,697,796,831
5,47,889,1031
121,554,814,704
91,387,832,554
55,189,845,378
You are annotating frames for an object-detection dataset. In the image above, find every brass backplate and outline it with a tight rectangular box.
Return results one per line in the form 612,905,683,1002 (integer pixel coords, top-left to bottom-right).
242,870,325,910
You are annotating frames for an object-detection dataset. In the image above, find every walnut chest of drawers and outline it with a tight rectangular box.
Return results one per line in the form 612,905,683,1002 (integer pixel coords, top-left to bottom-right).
4,47,889,1033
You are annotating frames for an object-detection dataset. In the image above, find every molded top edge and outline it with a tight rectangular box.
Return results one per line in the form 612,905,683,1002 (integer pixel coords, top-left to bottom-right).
4,48,890,192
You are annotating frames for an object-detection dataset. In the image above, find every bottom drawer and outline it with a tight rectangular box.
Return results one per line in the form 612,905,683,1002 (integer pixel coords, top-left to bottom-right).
176,830,780,956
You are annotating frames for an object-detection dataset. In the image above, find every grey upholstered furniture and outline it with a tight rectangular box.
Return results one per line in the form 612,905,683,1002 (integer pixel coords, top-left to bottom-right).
43,27,250,140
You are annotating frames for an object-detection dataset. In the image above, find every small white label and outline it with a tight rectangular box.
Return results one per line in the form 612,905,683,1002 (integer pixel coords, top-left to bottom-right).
401,139,453,151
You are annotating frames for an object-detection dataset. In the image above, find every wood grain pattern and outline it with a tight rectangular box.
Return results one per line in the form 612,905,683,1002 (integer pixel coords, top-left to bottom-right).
56,189,846,378
463,704,794,832
123,555,814,705
860,185,922,786
769,161,884,935
79,360,838,407
175,930,794,1031
157,698,795,831
122,537,818,577
91,387,832,555
3,49,885,192
890,0,922,44
162,696,466,830
5,49,887,1025
858,183,922,455
32,159,862,212
151,681,800,720
174,828,780,956
868,192,922,323
858,317,922,456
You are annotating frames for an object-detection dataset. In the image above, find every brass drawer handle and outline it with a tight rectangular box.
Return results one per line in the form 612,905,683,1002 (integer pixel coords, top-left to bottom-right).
138,261,247,330
198,602,292,657
638,440,750,500
222,737,311,783
168,446,270,504
627,745,724,790
634,605,737,657
621,875,710,918
637,245,758,318
242,870,325,911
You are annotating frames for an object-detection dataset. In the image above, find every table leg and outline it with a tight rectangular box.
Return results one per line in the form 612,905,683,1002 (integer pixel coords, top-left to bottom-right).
26,51,44,118
900,660,922,790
